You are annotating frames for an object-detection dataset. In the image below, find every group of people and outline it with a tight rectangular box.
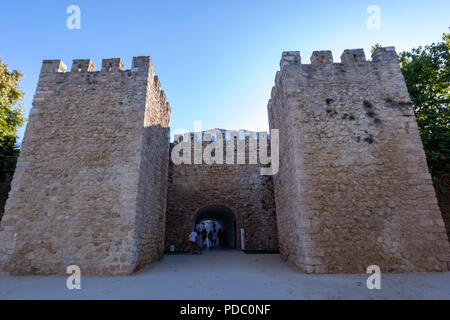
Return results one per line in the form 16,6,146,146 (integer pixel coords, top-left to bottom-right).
188,227,226,254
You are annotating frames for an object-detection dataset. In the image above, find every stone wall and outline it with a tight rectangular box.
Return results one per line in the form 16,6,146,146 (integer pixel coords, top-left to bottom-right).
165,131,279,252
268,47,450,273
1,48,447,276
0,57,170,275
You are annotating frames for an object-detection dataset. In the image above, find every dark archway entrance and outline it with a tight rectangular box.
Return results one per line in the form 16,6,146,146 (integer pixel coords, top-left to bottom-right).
194,205,236,248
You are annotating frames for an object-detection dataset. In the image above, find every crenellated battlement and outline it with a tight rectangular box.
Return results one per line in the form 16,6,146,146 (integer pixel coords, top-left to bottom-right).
39,56,154,74
40,59,67,73
270,46,410,118
173,128,270,144
279,47,398,71
310,50,333,65
33,56,169,113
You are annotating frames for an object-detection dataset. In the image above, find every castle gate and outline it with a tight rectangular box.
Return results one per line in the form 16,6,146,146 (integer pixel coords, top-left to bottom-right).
164,154,279,253
0,48,448,275
194,205,237,248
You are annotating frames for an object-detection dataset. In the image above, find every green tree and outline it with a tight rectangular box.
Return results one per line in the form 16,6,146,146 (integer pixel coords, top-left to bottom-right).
399,30,450,188
0,58,25,180
371,43,382,54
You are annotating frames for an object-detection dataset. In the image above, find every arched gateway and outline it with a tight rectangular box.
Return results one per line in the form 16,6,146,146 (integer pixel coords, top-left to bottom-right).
194,205,236,248
164,146,279,253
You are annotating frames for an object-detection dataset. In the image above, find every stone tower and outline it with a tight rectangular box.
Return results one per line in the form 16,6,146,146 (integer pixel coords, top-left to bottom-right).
0,57,171,275
268,47,450,273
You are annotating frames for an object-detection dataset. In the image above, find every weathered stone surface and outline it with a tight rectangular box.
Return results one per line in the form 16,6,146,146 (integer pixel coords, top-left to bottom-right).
268,47,450,273
0,47,448,276
165,132,279,252
0,57,170,275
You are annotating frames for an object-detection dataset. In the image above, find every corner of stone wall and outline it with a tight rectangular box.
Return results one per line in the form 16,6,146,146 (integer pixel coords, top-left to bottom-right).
132,60,171,271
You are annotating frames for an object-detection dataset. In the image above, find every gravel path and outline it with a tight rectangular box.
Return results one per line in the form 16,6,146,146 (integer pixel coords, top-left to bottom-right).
0,250,449,300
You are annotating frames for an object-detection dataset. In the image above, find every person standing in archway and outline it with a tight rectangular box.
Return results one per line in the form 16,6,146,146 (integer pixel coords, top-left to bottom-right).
188,229,198,254
208,230,212,248
196,230,203,255
201,228,207,249
211,227,218,248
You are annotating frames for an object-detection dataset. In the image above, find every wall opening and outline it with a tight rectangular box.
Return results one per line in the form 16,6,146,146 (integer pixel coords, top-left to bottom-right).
194,205,236,248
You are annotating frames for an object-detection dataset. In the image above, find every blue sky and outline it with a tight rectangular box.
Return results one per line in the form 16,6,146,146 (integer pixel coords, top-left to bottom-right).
1,0,449,143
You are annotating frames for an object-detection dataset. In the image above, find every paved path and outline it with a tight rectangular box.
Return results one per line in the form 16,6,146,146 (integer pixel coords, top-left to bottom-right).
0,250,449,299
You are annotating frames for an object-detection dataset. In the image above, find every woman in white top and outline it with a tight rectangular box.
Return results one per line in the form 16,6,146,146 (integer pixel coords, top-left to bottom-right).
189,230,197,254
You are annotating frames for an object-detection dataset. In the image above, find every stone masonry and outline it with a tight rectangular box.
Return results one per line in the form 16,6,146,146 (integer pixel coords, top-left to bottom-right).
0,47,448,276
165,130,279,252
0,57,170,275
268,47,450,273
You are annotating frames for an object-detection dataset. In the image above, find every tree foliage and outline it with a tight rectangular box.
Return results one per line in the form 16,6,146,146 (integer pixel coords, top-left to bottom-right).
371,43,382,54
399,30,450,188
0,58,25,180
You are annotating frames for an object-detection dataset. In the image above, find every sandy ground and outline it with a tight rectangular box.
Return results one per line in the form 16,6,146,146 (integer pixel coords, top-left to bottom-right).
0,249,449,300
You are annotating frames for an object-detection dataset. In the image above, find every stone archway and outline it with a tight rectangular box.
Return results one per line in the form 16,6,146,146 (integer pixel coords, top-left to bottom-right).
194,205,236,248
164,160,279,253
